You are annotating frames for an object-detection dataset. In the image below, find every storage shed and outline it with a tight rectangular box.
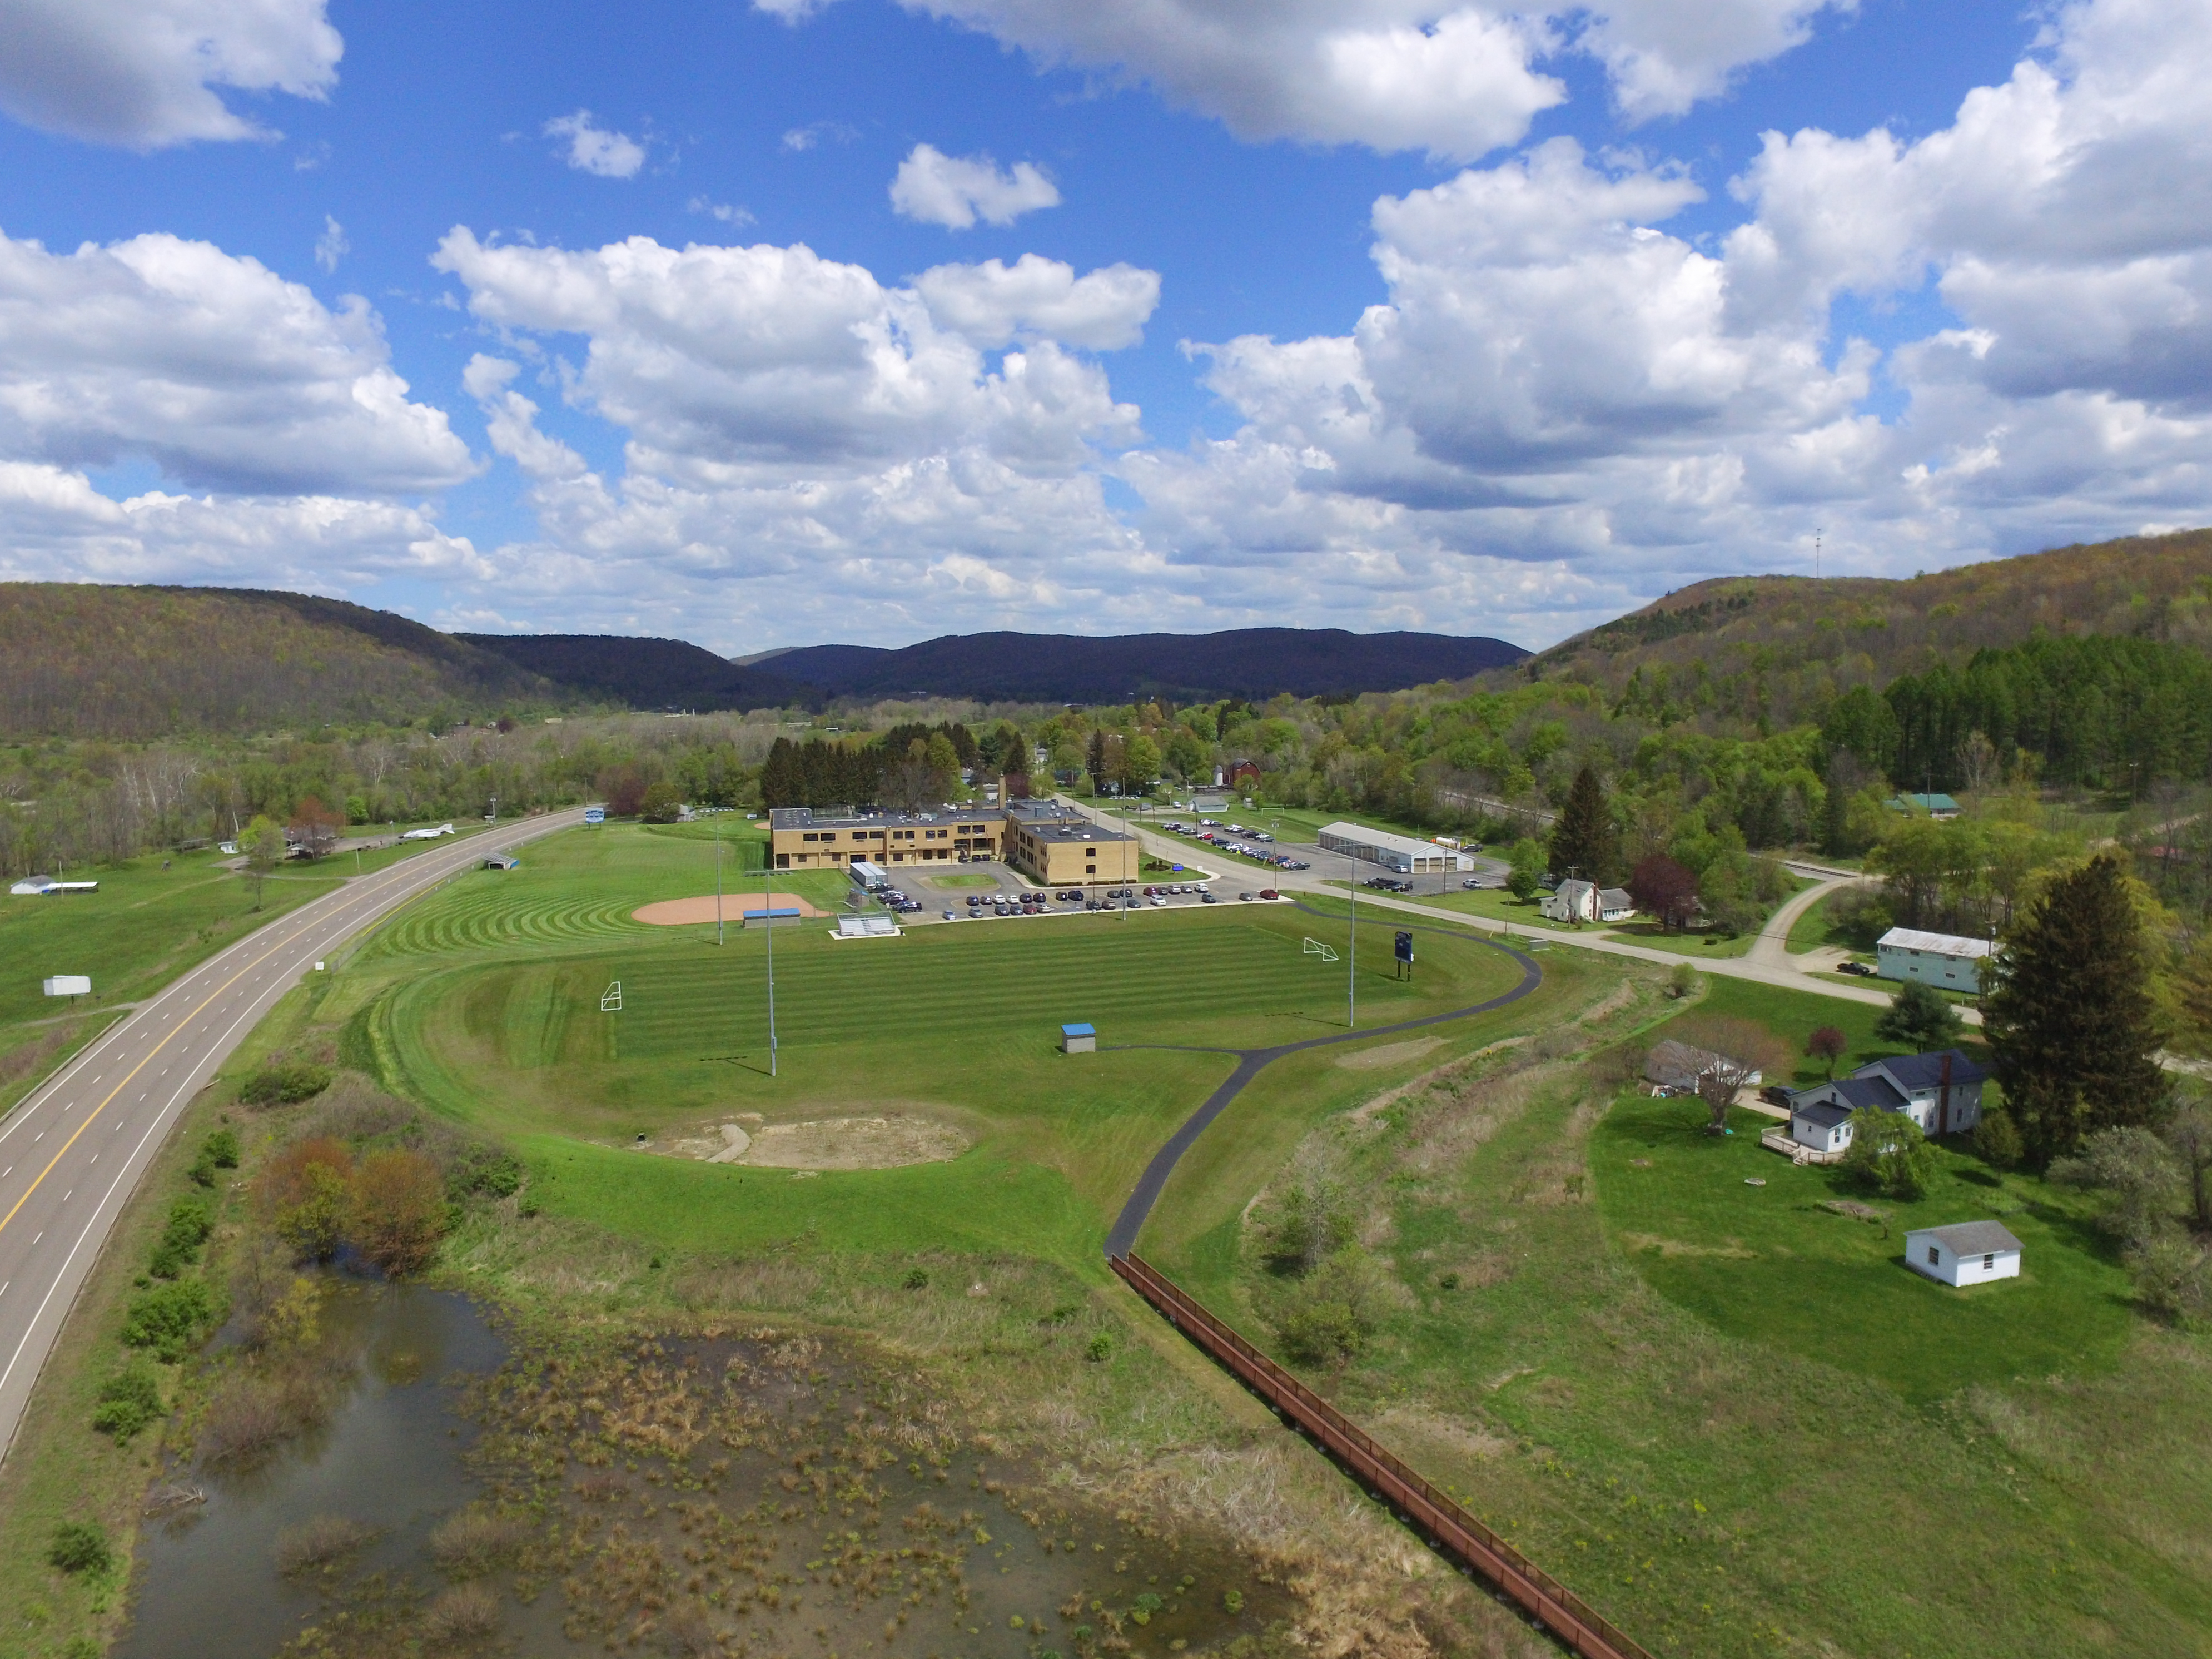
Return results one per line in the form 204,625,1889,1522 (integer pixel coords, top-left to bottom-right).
1877,927,1998,994
1906,1221,2023,1287
1061,1022,1097,1054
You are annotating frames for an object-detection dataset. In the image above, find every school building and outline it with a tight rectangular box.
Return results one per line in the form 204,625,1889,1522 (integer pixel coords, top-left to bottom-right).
768,801,1138,886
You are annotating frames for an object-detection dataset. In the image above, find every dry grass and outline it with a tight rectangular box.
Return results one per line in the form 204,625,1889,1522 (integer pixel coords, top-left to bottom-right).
273,1513,376,1574
421,1581,500,1645
427,1506,527,1578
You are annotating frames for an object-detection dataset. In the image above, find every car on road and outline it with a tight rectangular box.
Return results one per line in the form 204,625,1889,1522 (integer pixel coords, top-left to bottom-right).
942,909,956,920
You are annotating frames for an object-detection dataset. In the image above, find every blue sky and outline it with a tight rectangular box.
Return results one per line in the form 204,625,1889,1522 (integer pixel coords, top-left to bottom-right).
1,0,2208,652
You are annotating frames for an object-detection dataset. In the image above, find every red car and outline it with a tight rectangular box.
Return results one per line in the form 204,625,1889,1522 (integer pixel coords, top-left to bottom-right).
1259,888,1280,901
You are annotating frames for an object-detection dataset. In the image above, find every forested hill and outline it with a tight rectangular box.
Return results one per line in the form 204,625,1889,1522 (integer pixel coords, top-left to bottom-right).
0,585,560,740
1514,529,2212,732
759,626,1528,703
455,633,813,715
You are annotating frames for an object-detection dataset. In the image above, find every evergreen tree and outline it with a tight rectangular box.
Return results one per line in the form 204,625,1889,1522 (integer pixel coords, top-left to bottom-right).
1086,728,1109,791
1873,979,1964,1051
1984,852,2169,1165
1549,763,1619,885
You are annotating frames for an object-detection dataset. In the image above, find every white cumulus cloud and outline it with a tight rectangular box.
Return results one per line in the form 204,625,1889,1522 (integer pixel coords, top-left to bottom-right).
544,109,647,178
889,143,1061,229
913,255,1160,350
0,0,342,149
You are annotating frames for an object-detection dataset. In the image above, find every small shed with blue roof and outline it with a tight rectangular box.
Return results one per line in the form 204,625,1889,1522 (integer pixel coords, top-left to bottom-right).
1060,1022,1096,1055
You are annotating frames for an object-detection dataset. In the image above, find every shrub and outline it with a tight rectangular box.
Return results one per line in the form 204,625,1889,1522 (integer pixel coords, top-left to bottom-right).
1874,980,1965,1052
91,1359,165,1442
120,1277,218,1363
1973,1108,2024,1170
257,1139,355,1260
639,782,685,824
1840,1107,1937,1200
429,1507,526,1577
350,1149,448,1275
422,1581,501,1644
190,1126,242,1187
904,1268,930,1290
197,1375,291,1464
238,1060,334,1106
150,1195,216,1278
1277,1299,1364,1365
2128,1234,2211,1322
451,1148,524,1199
275,1514,376,1575
1084,1333,1113,1363
48,1521,111,1575
1667,962,1699,1000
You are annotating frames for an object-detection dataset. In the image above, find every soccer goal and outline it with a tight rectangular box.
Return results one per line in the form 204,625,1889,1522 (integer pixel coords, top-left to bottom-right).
600,981,623,1012
1301,937,1339,962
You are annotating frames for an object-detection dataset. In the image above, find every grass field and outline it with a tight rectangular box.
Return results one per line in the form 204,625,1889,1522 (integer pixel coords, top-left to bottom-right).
344,824,1579,1274
1165,971,2212,1659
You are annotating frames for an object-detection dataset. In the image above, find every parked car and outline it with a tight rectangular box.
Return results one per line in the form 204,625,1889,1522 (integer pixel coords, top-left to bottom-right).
1150,895,1167,907
1201,891,1219,903
1259,888,1280,901
1838,960,1877,976
942,910,956,921
1364,876,1397,890
1239,891,1256,902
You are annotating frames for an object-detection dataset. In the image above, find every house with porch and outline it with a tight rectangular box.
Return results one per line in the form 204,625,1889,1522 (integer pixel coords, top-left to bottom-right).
1784,1049,1989,1152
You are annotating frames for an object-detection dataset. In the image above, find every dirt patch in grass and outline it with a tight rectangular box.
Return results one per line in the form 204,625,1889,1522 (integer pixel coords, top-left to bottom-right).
1334,1037,1447,1072
1618,1231,1758,1259
739,1112,971,1170
632,892,824,924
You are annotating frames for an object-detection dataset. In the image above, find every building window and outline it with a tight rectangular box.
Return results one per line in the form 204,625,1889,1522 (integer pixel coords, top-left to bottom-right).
802,832,818,842
1927,1245,1940,1265
1982,1254,1994,1269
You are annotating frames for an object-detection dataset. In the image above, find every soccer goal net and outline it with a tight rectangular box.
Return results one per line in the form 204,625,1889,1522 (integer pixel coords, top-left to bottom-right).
1301,937,1340,962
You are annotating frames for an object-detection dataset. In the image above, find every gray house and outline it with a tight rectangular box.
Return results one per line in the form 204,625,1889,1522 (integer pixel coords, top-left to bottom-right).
1787,1049,1988,1147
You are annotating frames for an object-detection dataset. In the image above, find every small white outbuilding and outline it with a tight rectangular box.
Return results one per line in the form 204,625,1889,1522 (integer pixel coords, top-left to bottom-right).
1906,1220,2022,1287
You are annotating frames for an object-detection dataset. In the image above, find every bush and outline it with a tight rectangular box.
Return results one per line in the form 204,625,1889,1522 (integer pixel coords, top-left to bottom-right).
1277,1299,1364,1365
239,1061,333,1107
903,1268,930,1290
120,1277,219,1363
91,1359,165,1442
190,1125,242,1186
150,1195,216,1278
639,782,684,824
257,1139,355,1260
1840,1107,1937,1200
2128,1234,2211,1322
1973,1108,2024,1169
450,1147,524,1199
422,1581,500,1644
1084,1333,1113,1363
429,1507,526,1577
350,1148,448,1275
1668,962,1699,1000
1873,980,1965,1052
275,1514,376,1576
48,1520,111,1575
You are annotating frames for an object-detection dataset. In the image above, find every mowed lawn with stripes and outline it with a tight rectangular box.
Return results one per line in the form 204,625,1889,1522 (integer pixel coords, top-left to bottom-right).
343,823,1560,1270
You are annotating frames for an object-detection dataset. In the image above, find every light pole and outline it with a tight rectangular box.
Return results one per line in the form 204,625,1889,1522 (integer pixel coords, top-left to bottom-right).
764,855,777,1077
715,819,724,946
1347,843,1357,1030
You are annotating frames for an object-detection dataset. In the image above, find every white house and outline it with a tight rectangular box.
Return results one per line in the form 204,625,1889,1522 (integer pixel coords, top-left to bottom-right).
1877,927,1998,994
1906,1221,2022,1287
1788,1097,1856,1156
1541,880,1636,924
1787,1049,1987,1137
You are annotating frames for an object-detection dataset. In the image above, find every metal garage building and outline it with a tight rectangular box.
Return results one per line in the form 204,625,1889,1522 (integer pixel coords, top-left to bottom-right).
1315,822,1474,874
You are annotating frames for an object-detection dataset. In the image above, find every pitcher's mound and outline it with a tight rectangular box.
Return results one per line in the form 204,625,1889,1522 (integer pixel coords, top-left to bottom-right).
634,892,823,925
744,1115,970,1171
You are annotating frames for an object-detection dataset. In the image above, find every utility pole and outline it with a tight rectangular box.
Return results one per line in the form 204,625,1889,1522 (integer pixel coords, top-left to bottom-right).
764,856,777,1077
715,820,724,946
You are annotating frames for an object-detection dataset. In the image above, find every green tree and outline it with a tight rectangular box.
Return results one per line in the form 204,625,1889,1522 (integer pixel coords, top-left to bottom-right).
1085,727,1108,792
1984,852,2169,1165
1840,1107,1936,1199
1873,979,1965,1052
638,781,683,823
1549,762,1618,885
236,812,284,909
1117,734,1161,794
1505,837,1545,901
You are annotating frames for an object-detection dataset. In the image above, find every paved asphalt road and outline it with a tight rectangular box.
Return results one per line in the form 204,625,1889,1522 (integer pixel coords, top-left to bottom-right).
0,808,584,1465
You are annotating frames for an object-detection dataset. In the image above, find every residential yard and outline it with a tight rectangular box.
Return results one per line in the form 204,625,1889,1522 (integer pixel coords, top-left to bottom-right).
1154,974,2212,1659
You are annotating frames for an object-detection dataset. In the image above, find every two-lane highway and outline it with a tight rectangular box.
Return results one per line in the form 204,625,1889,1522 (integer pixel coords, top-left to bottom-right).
0,808,584,1463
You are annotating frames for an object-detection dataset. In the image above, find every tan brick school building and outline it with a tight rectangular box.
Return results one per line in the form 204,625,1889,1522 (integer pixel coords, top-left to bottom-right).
769,802,1139,886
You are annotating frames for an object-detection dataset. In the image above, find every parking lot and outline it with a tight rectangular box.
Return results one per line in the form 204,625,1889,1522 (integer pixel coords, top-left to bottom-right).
853,859,1289,922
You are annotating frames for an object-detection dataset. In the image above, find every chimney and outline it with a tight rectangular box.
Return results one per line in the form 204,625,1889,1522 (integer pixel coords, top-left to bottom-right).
1938,1050,1952,1137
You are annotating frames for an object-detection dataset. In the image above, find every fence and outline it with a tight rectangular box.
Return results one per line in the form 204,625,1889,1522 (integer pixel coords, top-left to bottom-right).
1109,1252,1656,1659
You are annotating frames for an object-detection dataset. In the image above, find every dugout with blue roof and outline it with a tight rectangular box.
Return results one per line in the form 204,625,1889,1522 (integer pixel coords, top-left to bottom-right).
1061,1022,1096,1054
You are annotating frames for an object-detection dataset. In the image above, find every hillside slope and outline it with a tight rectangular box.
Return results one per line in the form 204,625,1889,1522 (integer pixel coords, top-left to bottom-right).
767,626,1528,704
455,633,812,713
1513,529,2212,729
0,585,559,739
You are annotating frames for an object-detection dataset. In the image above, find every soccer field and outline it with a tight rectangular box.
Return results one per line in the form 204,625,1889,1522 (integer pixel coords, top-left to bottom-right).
340,824,1588,1268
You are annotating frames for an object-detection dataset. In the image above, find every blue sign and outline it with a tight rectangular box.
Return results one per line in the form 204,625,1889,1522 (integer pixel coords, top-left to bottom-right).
584,806,605,825
1394,930,1414,964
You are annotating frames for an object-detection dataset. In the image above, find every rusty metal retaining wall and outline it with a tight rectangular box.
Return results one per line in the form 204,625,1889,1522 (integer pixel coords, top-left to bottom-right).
1110,1252,1655,1659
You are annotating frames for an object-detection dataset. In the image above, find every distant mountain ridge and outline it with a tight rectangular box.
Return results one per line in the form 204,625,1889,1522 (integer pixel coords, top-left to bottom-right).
762,627,1529,704
455,633,809,713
